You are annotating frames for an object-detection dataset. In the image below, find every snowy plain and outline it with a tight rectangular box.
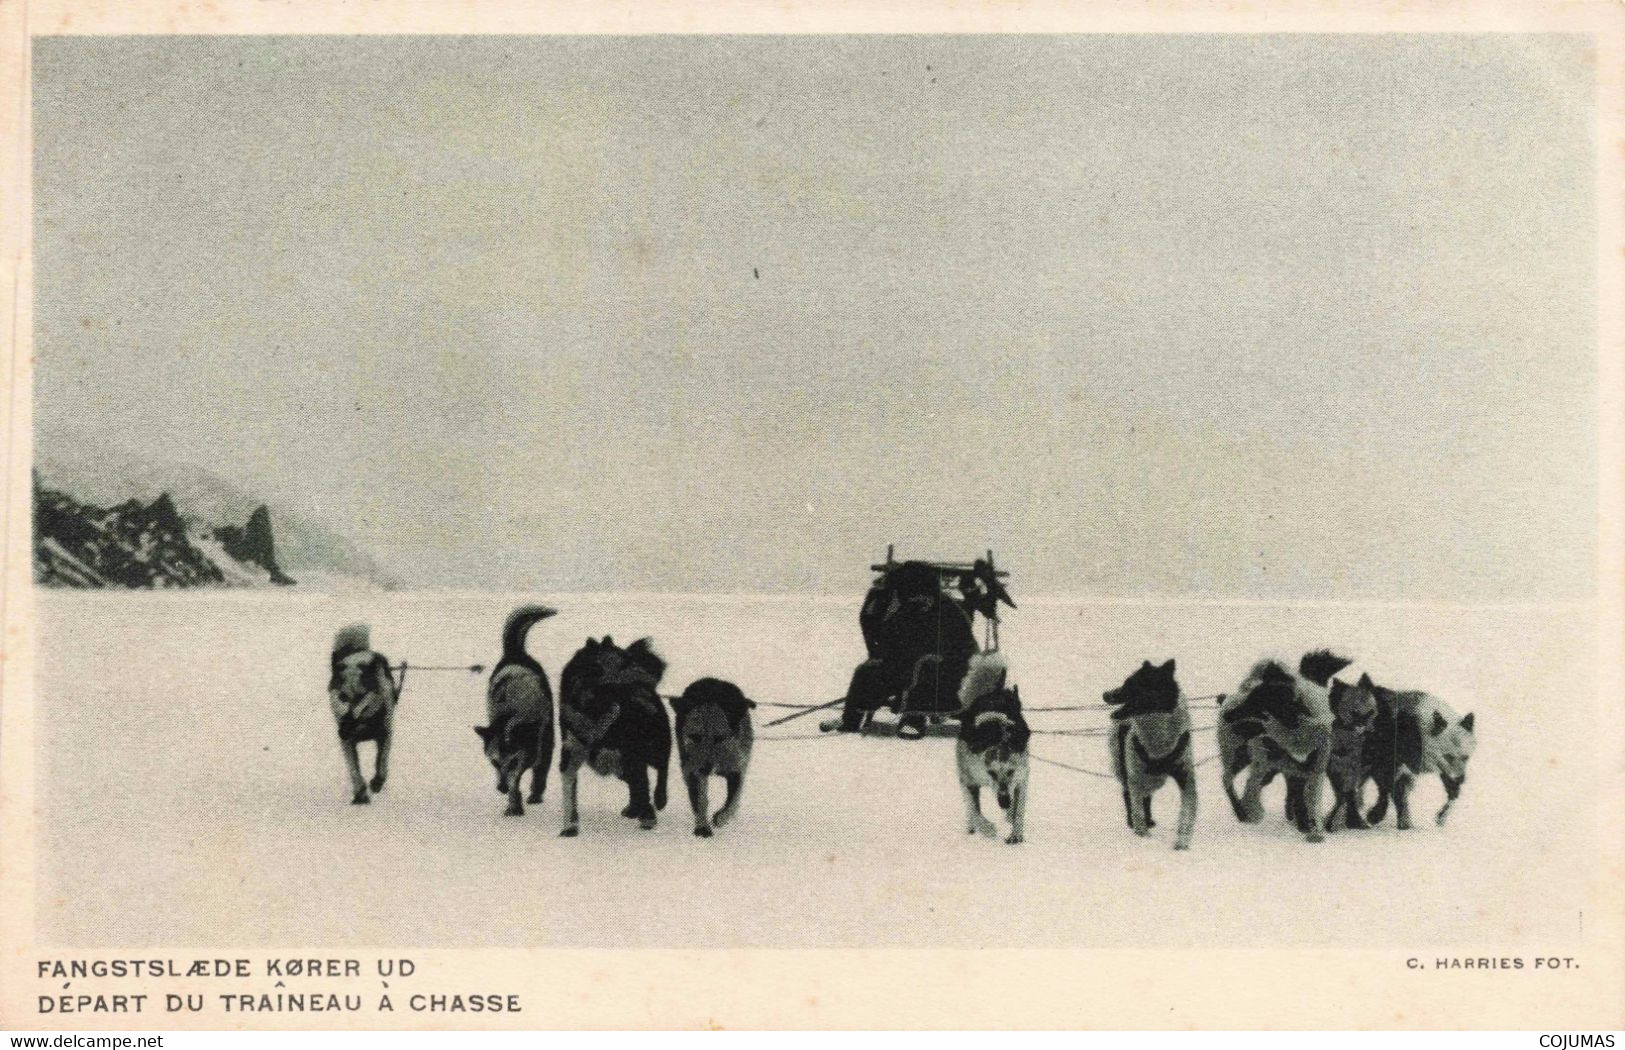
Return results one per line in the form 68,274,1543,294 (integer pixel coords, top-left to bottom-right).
32,590,1596,950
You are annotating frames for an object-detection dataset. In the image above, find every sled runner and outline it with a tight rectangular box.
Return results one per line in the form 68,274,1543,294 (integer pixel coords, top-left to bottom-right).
825,546,1015,739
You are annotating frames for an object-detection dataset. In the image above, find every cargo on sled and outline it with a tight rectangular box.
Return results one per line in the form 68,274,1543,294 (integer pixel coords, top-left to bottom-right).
822,546,1015,740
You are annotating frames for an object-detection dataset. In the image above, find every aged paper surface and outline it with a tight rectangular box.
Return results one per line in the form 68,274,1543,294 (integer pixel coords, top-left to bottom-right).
2,0,1622,1031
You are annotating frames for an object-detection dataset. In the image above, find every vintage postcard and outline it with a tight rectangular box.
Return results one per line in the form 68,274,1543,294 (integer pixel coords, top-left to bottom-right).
1,0,1622,1032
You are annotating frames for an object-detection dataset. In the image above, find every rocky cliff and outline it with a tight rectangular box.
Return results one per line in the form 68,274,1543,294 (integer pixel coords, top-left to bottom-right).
34,432,400,589
214,505,295,585
34,475,296,589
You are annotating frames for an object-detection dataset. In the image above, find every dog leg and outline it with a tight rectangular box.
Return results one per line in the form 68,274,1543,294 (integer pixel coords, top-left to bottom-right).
626,766,656,830
559,763,580,837
1006,781,1025,845
1302,765,1326,843
1343,781,1370,829
1220,753,1250,822
527,726,549,805
1288,778,1314,834
1436,774,1462,826
1239,765,1268,824
1142,795,1155,830
653,751,669,813
1282,775,1305,827
1113,727,1134,829
1173,766,1197,851
1394,774,1414,831
370,733,390,795
342,741,369,805
1129,787,1150,837
1323,789,1346,834
1366,776,1391,827
505,779,524,817
962,784,996,838
687,773,712,837
713,772,745,828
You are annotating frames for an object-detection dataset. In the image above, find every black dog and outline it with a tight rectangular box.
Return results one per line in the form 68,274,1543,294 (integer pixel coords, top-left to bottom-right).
1359,685,1477,829
1217,656,1336,843
474,605,557,816
670,677,756,837
557,636,673,835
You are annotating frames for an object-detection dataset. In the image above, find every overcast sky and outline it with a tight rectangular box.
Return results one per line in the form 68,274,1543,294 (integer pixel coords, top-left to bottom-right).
32,34,1598,598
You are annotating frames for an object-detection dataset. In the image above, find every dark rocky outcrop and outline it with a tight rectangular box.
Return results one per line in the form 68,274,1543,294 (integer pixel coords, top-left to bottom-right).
215,505,295,585
33,474,296,589
34,475,227,588
34,437,400,588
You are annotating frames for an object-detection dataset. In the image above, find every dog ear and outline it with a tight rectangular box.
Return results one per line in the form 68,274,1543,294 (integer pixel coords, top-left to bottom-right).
1358,673,1373,688
1141,660,1152,670
1159,658,1176,675
1330,680,1347,702
1431,712,1448,736
473,725,490,741
1460,712,1475,733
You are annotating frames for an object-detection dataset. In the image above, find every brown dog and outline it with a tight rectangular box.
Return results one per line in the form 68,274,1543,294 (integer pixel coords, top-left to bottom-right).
328,624,398,805
670,678,756,837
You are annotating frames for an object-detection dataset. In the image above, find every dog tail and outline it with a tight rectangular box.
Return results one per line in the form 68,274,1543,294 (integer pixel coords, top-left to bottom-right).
958,651,1009,709
332,623,370,658
1298,649,1353,687
502,604,558,658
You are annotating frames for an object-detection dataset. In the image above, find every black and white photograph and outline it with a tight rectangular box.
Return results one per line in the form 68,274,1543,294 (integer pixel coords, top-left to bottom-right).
2,0,1622,1033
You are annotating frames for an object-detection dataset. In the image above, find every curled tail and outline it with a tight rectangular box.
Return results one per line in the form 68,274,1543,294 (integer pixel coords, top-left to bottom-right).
502,604,558,657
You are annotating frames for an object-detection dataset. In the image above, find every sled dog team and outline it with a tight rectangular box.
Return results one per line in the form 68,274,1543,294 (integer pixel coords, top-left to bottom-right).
950,649,1475,850
327,611,1477,848
330,607,755,838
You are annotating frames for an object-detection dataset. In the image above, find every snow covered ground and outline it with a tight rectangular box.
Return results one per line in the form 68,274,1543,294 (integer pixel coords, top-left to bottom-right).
32,591,1596,950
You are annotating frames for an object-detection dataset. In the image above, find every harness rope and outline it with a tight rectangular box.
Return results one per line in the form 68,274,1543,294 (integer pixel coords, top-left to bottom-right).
388,663,485,674
1027,752,1120,779
1030,722,1218,738
1022,693,1224,712
350,665,1238,774
657,695,832,711
1028,747,1223,780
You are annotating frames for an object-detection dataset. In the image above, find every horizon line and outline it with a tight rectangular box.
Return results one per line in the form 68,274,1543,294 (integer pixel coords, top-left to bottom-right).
31,584,1596,614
